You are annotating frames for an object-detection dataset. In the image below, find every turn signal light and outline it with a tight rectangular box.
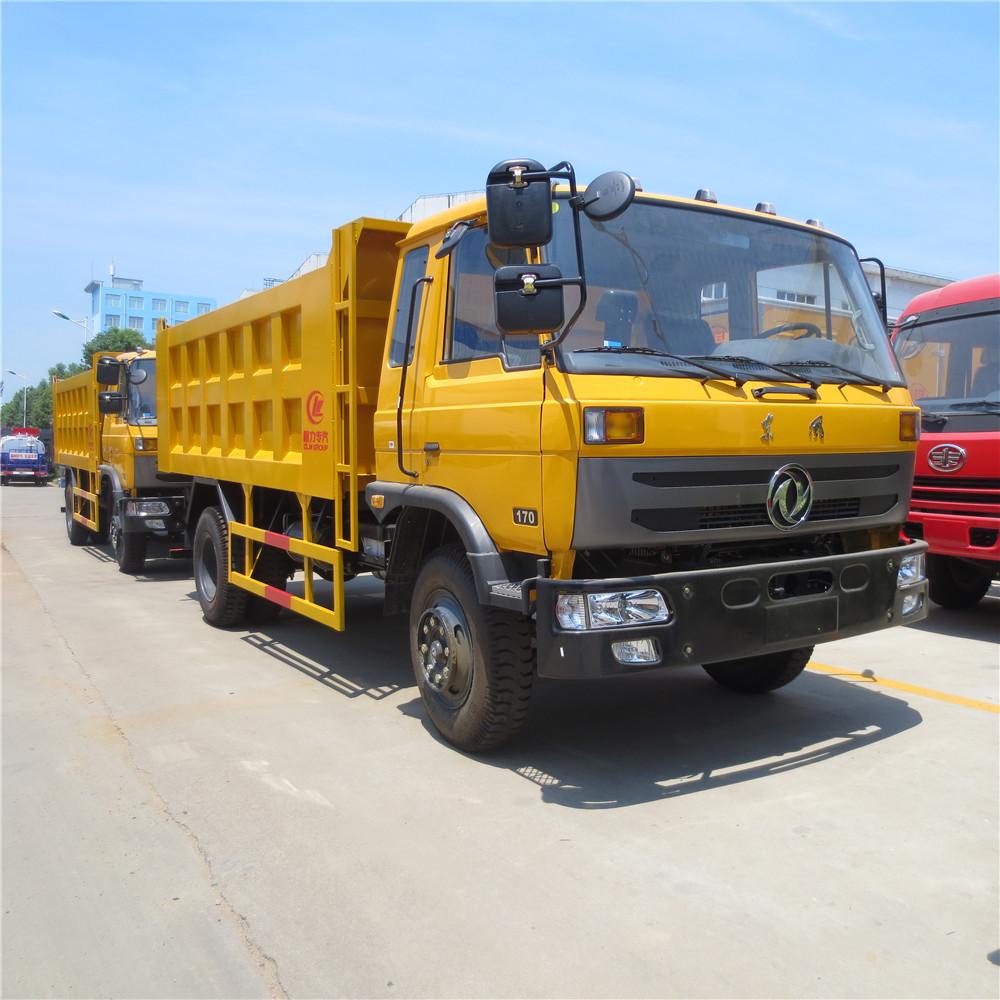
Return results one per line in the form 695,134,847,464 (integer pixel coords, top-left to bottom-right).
583,407,644,445
899,411,920,442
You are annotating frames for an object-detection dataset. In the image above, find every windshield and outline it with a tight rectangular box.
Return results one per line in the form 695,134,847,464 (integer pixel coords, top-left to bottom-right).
1,436,44,455
548,199,903,386
127,358,157,425
894,310,1000,411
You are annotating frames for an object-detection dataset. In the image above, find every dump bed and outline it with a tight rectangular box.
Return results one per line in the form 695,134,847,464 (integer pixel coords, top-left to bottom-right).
157,217,409,508
52,366,99,473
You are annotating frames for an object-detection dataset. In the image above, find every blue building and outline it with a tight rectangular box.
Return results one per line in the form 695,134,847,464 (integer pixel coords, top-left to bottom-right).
85,267,216,337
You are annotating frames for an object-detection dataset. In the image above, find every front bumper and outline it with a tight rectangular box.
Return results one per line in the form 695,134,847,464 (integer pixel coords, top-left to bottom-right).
906,511,1000,564
536,541,929,679
122,495,187,537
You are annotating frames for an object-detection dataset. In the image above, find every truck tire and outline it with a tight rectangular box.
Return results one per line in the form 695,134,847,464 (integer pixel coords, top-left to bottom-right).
64,481,89,546
409,545,535,752
702,646,812,693
193,506,249,627
113,522,147,574
927,555,992,610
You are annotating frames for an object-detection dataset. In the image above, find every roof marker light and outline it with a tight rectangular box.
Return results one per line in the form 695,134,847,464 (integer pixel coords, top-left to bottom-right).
695,189,717,203
755,202,777,215
806,219,824,228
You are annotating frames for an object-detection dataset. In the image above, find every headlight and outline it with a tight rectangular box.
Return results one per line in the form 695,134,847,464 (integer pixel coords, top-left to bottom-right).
555,589,672,630
897,553,925,588
127,500,171,516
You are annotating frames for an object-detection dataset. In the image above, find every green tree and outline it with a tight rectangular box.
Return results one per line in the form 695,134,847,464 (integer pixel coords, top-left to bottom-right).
79,326,150,367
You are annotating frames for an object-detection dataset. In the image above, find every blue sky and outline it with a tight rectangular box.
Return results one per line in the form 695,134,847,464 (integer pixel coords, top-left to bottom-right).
2,1,998,385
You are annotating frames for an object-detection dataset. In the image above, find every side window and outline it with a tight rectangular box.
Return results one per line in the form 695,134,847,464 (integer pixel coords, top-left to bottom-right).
445,228,539,368
389,246,429,368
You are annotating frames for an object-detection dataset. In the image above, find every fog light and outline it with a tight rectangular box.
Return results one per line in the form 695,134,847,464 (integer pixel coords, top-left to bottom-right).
901,591,924,616
555,593,587,630
612,638,661,665
146,518,166,530
897,553,925,588
587,589,671,628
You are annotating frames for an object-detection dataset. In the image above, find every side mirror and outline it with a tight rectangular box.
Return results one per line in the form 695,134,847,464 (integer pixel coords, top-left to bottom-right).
580,171,637,221
486,159,553,248
96,357,122,385
127,365,148,385
495,265,565,335
98,391,125,415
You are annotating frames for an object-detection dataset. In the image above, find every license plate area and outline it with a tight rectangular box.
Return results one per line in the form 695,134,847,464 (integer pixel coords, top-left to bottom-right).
766,596,838,643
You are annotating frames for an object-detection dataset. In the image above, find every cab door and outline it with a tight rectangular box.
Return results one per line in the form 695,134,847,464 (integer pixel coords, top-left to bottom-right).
409,226,546,557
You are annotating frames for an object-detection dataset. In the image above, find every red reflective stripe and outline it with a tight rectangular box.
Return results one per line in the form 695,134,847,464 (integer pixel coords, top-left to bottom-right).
264,585,292,608
263,530,291,551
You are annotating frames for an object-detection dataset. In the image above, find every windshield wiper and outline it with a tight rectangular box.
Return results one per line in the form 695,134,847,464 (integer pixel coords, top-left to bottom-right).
688,354,822,388
776,359,897,392
946,399,1000,412
574,346,750,385
920,411,949,428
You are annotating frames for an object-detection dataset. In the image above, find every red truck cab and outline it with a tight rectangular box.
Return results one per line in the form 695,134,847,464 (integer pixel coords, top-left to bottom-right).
893,274,999,608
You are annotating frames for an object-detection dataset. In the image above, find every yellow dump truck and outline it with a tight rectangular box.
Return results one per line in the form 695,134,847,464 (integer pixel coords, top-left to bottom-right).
53,351,190,573
156,157,928,751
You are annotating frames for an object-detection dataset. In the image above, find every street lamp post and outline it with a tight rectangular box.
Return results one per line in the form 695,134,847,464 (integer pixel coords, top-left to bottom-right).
52,311,91,339
6,370,29,427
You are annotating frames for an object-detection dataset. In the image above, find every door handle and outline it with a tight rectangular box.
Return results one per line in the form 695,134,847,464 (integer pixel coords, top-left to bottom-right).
423,442,440,453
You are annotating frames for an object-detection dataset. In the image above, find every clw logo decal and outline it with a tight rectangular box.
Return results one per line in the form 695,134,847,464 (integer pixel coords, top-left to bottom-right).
306,391,325,425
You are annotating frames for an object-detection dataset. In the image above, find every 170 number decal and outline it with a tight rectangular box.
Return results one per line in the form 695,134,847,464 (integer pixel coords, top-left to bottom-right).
513,508,538,526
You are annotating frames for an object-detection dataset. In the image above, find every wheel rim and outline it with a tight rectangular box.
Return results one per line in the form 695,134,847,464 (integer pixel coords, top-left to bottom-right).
416,591,474,707
110,516,121,553
196,534,219,602
65,490,73,533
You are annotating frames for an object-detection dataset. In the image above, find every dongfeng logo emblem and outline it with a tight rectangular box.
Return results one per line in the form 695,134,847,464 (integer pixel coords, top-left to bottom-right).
766,464,814,530
927,444,966,473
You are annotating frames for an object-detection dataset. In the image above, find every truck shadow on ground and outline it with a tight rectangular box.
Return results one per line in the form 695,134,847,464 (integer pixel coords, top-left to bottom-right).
228,578,924,810
81,541,193,581
459,669,924,809
905,591,999,643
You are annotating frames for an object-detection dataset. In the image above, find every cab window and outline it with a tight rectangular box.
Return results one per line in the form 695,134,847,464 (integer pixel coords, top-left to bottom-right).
389,246,429,368
445,228,540,369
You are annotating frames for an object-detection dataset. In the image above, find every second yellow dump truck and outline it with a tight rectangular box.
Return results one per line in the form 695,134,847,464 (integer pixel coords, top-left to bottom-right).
153,157,928,751
53,350,190,573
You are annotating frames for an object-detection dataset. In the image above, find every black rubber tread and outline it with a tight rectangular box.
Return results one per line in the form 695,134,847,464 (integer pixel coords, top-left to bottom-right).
65,481,90,546
927,554,992,610
247,543,293,624
410,545,535,752
114,527,147,574
93,479,112,543
194,506,250,627
702,646,813,694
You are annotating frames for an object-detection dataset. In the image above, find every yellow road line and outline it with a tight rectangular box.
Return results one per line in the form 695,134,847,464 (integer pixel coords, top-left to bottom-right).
807,661,999,714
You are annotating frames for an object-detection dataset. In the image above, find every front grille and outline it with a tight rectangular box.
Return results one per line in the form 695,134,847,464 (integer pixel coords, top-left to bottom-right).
913,476,1000,490
635,464,899,489
911,486,1000,506
633,495,896,532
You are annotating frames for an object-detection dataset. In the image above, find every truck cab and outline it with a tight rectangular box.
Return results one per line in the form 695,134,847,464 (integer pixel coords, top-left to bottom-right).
893,274,1000,607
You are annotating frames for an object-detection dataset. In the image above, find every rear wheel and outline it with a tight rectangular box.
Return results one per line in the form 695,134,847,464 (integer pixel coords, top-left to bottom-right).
928,555,992,609
703,646,812,693
193,506,249,627
64,480,89,546
111,515,147,574
410,545,535,752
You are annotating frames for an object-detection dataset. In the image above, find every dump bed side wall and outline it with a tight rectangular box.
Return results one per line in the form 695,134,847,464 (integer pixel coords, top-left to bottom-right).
52,367,99,474
157,217,408,501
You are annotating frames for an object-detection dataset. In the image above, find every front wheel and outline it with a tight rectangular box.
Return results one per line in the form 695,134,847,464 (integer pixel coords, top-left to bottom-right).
703,646,812,693
112,516,147,574
927,555,992,609
193,506,249,627
410,546,535,752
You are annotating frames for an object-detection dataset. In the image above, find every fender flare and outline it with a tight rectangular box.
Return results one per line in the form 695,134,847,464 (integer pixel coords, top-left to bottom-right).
365,481,509,603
